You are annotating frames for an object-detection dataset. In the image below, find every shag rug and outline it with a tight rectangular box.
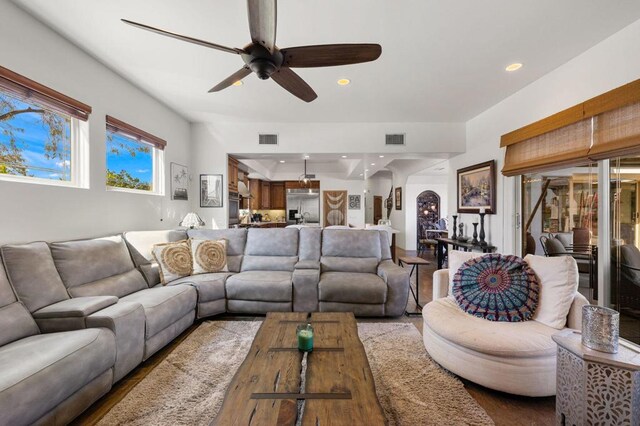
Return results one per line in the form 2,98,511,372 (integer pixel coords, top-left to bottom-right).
98,321,494,425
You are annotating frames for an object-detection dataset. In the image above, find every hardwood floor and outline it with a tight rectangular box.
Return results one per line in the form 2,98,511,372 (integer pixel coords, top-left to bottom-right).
73,249,555,426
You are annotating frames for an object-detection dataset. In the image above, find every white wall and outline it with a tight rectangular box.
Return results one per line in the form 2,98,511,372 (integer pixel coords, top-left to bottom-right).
0,1,192,244
404,175,448,251
449,18,640,254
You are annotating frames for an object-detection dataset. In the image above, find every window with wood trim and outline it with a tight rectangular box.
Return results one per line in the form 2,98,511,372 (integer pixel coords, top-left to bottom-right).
106,116,165,194
0,66,90,187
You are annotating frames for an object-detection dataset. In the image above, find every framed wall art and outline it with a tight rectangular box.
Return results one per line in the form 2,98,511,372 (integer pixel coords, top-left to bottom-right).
395,187,402,210
200,174,223,207
170,162,189,201
457,160,496,214
348,194,361,210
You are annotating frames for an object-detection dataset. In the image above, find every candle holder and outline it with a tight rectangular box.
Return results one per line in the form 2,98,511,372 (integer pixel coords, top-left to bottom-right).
471,223,479,245
297,323,314,352
582,305,619,353
478,213,487,246
452,215,458,239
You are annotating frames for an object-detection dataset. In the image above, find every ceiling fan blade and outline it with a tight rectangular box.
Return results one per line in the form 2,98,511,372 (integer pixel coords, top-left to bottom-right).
121,19,243,55
271,67,317,103
208,67,252,93
247,0,277,53
281,44,382,68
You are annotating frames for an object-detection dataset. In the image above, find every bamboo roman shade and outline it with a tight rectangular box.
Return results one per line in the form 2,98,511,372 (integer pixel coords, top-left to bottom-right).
501,78,640,176
0,65,92,121
106,115,166,150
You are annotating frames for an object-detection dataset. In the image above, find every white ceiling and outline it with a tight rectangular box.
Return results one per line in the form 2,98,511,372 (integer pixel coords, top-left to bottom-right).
14,0,640,123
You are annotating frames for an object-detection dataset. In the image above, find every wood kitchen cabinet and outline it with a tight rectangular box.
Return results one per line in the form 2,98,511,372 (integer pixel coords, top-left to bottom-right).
260,181,271,209
284,180,320,190
228,156,239,192
270,182,286,209
249,178,261,210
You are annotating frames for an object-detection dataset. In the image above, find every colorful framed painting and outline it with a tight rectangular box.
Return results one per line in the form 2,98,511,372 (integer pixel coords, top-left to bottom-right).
457,160,496,214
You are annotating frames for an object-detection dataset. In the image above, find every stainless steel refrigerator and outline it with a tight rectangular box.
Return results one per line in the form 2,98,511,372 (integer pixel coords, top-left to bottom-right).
286,188,320,225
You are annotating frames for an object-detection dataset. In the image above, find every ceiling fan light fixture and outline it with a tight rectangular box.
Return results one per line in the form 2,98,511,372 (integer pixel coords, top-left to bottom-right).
337,78,351,86
505,63,523,72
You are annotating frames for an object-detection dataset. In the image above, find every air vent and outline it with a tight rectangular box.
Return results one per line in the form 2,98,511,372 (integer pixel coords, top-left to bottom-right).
385,134,405,145
259,134,278,145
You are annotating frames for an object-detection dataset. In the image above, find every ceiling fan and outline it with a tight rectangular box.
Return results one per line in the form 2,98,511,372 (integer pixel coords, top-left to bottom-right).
122,0,381,102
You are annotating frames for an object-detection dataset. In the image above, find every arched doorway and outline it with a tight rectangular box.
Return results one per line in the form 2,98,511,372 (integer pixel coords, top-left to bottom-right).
417,191,441,252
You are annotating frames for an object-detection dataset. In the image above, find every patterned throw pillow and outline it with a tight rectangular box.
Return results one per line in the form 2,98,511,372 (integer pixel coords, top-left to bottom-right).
190,239,228,275
452,254,539,322
152,240,193,284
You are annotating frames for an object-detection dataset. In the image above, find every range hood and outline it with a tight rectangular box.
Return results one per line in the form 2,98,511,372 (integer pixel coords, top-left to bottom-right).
237,181,251,198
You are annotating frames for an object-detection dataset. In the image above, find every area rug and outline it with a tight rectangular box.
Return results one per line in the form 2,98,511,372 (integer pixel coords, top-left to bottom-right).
98,321,494,426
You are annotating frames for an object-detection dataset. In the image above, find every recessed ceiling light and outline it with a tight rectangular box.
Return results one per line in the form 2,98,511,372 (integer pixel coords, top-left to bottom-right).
304,155,310,159
341,155,347,158
232,80,243,86
505,63,523,72
365,169,369,172
379,155,384,158
371,163,375,166
359,173,363,176
337,78,350,86
279,160,285,163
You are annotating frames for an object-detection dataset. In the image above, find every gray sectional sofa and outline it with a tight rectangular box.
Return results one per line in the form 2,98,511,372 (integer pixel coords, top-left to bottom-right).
0,227,409,425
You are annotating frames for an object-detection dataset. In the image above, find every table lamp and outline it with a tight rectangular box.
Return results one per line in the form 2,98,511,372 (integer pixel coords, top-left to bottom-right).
179,212,205,229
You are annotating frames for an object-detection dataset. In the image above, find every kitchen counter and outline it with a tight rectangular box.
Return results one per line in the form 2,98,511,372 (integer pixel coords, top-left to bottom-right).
238,221,287,228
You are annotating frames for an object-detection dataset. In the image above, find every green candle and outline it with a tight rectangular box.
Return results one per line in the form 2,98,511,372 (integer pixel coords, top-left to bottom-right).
297,324,314,352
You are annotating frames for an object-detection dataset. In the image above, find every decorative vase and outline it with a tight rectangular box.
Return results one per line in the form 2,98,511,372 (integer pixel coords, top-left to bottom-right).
478,213,487,246
581,305,619,353
472,223,479,245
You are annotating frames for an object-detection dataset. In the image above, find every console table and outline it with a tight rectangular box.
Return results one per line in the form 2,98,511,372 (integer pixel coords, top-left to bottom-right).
435,237,497,269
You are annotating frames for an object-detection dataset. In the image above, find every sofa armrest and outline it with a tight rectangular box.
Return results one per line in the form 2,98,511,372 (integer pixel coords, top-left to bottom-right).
87,301,146,382
295,260,320,270
433,269,450,300
566,292,590,330
32,296,118,319
377,260,410,316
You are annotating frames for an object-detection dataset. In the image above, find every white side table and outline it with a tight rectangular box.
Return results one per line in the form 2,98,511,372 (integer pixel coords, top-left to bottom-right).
552,329,640,425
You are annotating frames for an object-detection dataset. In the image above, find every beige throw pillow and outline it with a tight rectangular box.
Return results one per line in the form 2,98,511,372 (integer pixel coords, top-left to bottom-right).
152,240,193,284
190,238,228,275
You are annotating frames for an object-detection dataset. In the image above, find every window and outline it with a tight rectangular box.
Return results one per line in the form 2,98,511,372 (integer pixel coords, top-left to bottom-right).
106,116,165,195
0,65,90,187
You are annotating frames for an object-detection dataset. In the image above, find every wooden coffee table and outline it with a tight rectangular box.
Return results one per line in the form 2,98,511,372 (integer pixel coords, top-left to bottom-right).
213,312,386,425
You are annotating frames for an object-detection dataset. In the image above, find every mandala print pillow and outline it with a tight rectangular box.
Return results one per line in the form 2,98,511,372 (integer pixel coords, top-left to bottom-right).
152,240,193,285
190,238,228,275
452,254,539,322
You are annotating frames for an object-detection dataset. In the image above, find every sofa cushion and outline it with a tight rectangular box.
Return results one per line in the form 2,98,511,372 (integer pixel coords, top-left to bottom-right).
524,254,579,329
1,242,70,312
152,240,193,284
190,239,228,274
168,272,231,302
321,229,382,259
320,256,379,274
66,269,148,299
245,228,299,256
0,265,39,346
0,328,115,426
50,235,135,288
299,227,322,261
225,271,293,302
453,254,539,322
241,255,298,272
188,229,247,273
319,272,387,304
120,285,197,339
423,298,558,358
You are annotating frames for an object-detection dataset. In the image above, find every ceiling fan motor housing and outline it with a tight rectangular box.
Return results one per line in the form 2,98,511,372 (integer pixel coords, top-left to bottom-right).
242,43,283,79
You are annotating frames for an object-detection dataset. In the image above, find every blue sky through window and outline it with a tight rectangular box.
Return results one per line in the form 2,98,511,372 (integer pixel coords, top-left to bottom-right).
106,131,153,184
0,93,71,180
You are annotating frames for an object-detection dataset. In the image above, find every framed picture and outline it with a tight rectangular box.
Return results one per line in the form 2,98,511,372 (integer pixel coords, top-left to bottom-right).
170,163,189,201
395,187,402,210
200,174,223,208
348,194,361,210
457,160,496,214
